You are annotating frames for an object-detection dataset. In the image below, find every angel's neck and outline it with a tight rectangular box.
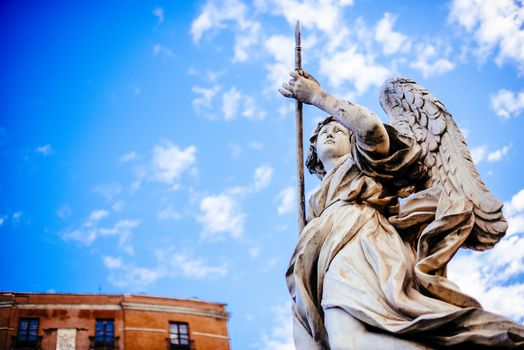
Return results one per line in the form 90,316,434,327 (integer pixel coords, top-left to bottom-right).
322,155,347,174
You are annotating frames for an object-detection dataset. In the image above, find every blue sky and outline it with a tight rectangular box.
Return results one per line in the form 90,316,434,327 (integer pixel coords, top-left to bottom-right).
1,0,524,348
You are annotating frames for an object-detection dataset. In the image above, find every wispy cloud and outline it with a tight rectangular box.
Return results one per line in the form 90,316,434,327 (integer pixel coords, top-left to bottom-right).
93,182,122,200
57,204,72,219
319,46,390,95
448,188,524,323
103,248,228,288
504,188,524,237
253,165,273,191
409,43,455,78
222,86,242,121
157,204,181,221
151,141,196,188
119,151,138,163
192,84,221,117
191,0,262,63
153,44,174,57
490,89,524,119
152,7,164,25
277,187,295,215
255,301,294,350
35,144,53,156
374,13,411,55
449,0,524,72
197,193,246,240
62,209,139,253
470,144,511,164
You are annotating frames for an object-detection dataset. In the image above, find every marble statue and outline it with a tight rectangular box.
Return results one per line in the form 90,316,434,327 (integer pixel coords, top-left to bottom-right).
279,71,524,349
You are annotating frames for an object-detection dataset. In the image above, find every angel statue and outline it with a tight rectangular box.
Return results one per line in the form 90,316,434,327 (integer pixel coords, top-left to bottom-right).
279,71,524,349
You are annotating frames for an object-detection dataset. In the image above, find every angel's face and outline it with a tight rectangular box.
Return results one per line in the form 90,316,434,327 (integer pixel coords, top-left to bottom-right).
316,121,351,165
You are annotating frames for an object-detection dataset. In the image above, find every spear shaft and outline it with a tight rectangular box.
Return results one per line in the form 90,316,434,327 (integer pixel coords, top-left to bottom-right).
295,21,306,235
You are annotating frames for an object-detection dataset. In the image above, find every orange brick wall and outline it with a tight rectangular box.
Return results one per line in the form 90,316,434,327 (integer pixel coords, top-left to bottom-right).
0,293,229,350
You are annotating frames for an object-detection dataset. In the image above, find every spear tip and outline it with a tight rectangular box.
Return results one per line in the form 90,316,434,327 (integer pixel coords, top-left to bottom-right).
295,20,301,46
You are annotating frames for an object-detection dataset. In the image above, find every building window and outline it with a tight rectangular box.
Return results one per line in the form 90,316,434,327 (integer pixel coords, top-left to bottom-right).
13,318,40,349
94,319,114,349
17,318,39,343
169,322,190,349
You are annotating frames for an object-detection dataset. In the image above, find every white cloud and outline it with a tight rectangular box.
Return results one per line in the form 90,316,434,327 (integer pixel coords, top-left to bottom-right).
62,210,139,251
190,0,248,43
470,144,511,164
222,86,242,121
470,146,487,164
227,142,242,158
157,205,181,221
153,44,174,57
448,187,524,323
259,0,352,35
448,235,524,323
374,13,411,55
249,246,261,259
157,248,229,279
192,84,221,116
249,141,264,150
409,43,455,78
197,194,246,240
93,183,122,200
151,141,196,188
486,145,511,162
254,165,274,191
0,216,5,226
233,21,261,63
256,302,294,350
490,89,524,119
103,256,122,269
504,189,524,237
264,35,295,92
57,204,72,219
220,86,266,121
277,187,295,215
505,189,524,217
111,200,125,212
449,0,524,72
12,212,22,222
153,7,164,25
191,0,262,62
108,264,162,288
119,151,138,163
319,46,390,95
87,209,109,223
35,144,53,156
104,248,228,288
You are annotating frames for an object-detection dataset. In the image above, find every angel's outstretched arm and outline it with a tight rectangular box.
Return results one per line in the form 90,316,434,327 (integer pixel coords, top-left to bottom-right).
280,71,390,155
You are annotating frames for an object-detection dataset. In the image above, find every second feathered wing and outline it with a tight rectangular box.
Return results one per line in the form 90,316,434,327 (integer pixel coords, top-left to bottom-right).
379,77,507,251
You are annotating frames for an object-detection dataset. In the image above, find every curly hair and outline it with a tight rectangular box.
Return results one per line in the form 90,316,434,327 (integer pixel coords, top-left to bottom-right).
306,116,352,180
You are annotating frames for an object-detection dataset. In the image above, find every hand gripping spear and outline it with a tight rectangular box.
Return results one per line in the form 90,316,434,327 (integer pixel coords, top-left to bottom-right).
295,21,306,235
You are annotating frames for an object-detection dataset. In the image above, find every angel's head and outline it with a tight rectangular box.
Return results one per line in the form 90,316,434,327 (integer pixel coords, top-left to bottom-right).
306,116,352,179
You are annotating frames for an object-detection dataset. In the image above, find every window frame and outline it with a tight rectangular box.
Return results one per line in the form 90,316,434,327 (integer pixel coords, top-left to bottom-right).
17,318,39,344
168,321,190,349
94,318,115,347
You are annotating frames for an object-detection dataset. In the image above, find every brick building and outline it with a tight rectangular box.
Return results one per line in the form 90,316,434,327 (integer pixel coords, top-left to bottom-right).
0,292,230,350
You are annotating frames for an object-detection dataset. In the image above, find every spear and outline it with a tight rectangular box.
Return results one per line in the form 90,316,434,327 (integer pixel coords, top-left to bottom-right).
295,21,306,235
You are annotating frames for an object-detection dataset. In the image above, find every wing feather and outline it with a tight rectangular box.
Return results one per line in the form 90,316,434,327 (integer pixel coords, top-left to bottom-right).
380,77,507,251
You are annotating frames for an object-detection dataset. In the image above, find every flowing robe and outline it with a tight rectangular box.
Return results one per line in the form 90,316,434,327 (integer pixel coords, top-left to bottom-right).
286,126,524,349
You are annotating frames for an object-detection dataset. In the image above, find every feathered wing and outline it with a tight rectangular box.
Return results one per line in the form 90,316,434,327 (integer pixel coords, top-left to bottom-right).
379,77,507,251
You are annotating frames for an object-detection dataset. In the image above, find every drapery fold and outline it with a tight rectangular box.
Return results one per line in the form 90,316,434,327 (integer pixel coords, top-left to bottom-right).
286,126,524,348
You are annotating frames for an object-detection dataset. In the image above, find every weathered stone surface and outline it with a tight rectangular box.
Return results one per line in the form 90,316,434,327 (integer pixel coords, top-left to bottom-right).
280,73,524,349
